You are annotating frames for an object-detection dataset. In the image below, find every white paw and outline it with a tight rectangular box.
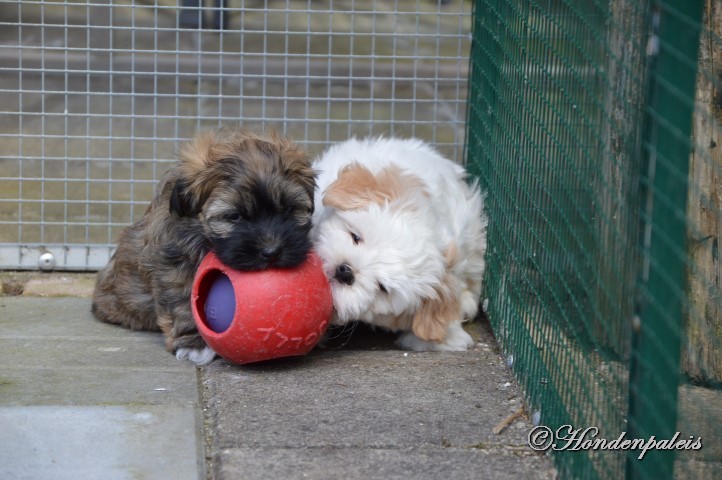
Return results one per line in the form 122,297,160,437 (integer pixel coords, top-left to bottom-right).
395,323,474,352
460,290,479,321
175,346,217,365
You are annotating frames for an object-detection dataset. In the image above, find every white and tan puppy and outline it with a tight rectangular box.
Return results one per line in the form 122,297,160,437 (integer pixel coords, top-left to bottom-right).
312,137,487,351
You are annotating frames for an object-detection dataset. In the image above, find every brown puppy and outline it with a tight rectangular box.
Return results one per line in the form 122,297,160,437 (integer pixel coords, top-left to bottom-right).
92,125,316,364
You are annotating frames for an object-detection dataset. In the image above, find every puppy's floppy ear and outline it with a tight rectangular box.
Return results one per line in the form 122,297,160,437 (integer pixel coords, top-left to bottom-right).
177,131,214,178
170,129,235,218
169,178,203,217
322,164,427,211
411,272,461,342
272,130,316,199
322,163,380,211
411,244,461,342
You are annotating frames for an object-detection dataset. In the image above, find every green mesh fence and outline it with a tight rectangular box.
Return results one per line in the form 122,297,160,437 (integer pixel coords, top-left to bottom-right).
465,1,721,479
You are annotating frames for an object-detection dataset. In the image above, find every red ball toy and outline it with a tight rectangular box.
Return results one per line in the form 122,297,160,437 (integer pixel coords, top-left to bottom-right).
191,251,333,364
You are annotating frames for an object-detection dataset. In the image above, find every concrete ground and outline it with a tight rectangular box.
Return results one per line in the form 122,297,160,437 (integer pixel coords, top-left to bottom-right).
0,278,555,480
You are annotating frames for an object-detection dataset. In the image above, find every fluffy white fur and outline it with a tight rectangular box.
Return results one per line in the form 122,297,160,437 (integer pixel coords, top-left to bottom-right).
312,137,487,351
175,346,217,366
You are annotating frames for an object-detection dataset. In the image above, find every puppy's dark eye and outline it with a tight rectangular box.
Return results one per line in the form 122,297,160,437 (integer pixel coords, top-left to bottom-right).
378,282,388,294
350,232,361,245
283,205,313,217
224,210,252,222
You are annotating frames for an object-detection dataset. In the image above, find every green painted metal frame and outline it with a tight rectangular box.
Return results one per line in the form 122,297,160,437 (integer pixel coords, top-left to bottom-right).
627,1,704,479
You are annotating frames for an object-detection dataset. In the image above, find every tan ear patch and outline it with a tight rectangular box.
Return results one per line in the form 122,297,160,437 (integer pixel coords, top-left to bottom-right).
411,273,461,342
322,164,384,210
322,163,427,211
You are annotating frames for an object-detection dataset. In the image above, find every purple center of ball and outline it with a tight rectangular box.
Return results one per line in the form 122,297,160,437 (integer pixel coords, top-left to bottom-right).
203,272,235,333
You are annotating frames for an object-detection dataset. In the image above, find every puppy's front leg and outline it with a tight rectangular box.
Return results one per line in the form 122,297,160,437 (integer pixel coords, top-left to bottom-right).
158,303,217,366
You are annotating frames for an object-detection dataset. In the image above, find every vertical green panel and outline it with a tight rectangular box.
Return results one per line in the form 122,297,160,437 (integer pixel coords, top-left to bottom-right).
466,1,716,479
627,1,704,479
466,1,626,478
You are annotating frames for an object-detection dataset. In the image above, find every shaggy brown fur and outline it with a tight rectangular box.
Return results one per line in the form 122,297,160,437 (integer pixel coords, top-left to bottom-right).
92,125,315,361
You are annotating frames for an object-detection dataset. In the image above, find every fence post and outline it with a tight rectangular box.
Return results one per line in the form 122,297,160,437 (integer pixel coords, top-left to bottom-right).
598,0,648,360
627,1,704,479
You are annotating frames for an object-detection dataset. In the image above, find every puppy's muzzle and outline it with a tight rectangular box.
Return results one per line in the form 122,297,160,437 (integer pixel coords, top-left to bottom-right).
334,263,355,286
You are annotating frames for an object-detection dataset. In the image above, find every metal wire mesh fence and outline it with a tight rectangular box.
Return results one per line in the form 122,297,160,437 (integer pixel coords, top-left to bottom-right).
466,0,721,479
0,0,471,270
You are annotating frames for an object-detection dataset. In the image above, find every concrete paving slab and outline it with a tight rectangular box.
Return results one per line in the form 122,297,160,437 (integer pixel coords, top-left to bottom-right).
212,447,554,480
1,296,149,337
0,405,200,480
0,296,205,479
201,322,554,479
0,336,184,369
203,351,528,449
0,368,200,407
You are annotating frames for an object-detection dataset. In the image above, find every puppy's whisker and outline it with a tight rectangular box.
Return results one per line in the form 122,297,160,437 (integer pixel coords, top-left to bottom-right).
324,322,358,349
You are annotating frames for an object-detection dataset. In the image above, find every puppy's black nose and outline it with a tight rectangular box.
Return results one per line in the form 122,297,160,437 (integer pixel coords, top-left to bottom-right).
261,245,281,262
334,263,355,286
